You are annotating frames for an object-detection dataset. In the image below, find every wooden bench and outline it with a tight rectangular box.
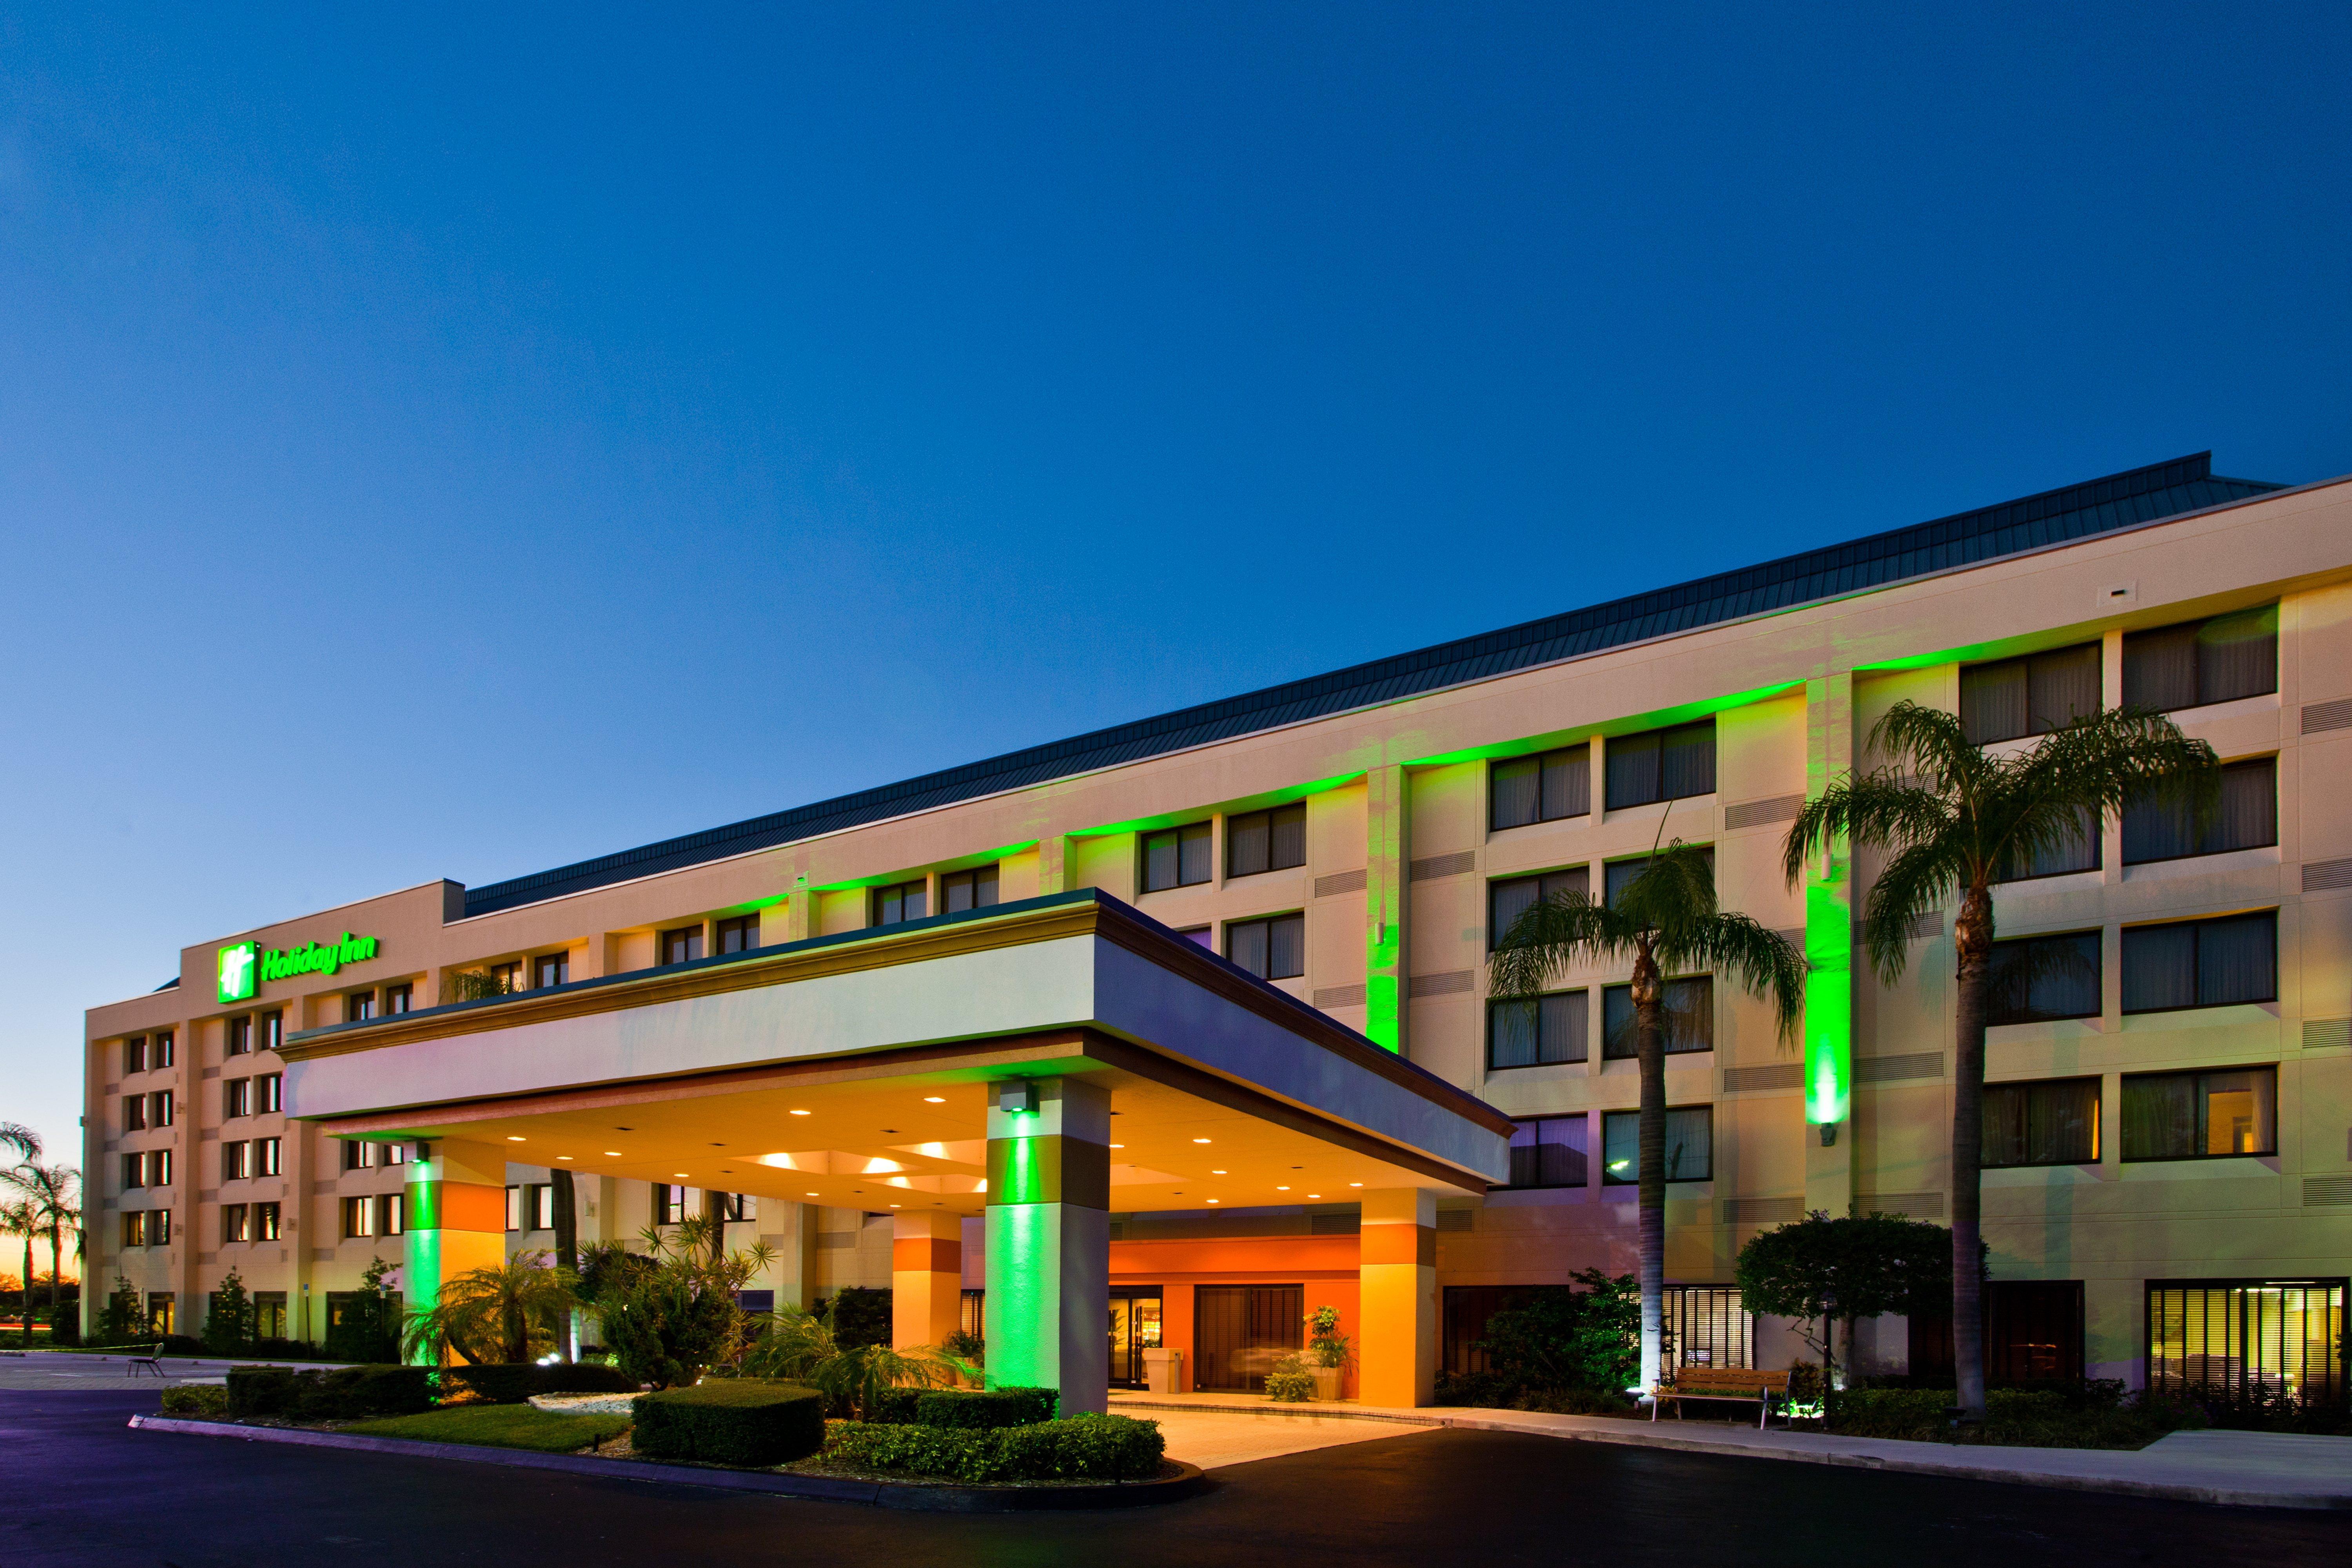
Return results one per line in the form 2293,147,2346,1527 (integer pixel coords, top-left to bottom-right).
126,1343,165,1378
1650,1367,1791,1428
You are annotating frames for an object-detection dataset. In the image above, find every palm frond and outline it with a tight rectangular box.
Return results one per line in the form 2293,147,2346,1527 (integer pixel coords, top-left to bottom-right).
1782,769,1952,886
1867,701,1988,795
1858,839,1970,984
1488,890,1637,1000
1663,912,1808,1043
2014,706,2221,819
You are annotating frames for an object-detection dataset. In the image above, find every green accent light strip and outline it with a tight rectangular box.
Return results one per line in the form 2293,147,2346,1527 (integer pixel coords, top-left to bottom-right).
984,1201,1051,1392
809,841,1040,893
1405,681,1800,768
1802,870,1852,1125
1064,773,1362,840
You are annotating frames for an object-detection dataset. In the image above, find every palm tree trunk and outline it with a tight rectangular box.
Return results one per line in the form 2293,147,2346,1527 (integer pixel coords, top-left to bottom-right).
1632,942,1667,1395
48,1223,63,1318
1951,881,1992,1419
19,1233,33,1345
550,1168,579,1361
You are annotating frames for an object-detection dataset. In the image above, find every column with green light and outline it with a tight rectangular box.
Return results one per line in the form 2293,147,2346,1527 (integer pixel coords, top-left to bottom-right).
1802,674,1856,1214
1363,764,1408,1053
982,1076,1110,1414
403,1137,508,1366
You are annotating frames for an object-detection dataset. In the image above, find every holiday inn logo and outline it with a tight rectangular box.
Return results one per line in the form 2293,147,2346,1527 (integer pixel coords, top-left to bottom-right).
215,932,383,1004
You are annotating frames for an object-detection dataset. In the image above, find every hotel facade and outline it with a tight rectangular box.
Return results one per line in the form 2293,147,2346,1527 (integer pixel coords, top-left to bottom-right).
82,452,2352,1408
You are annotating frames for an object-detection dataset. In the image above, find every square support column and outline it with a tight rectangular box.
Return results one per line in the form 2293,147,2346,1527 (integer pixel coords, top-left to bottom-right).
403,1137,508,1365
1357,1187,1437,1407
983,1076,1110,1414
1803,672,1856,1218
891,1210,964,1350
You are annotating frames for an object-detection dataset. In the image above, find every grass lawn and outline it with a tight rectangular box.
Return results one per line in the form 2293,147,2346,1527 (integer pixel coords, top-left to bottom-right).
344,1404,631,1454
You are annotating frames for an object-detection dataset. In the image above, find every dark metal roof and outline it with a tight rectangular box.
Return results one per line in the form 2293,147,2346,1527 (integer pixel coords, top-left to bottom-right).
464,452,2279,916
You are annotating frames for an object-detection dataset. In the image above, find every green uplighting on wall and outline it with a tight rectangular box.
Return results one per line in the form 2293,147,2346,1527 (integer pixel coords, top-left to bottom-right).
808,841,1040,893
983,1174,1052,1392
1802,873,1851,1126
1065,772,1363,840
1404,680,1800,769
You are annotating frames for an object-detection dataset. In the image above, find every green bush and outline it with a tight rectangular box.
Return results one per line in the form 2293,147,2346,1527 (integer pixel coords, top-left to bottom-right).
820,1287,894,1351
227,1364,435,1421
1828,1384,2210,1449
824,1413,1165,1483
867,1386,924,1425
912,1386,1058,1428
631,1380,827,1466
160,1384,230,1416
444,1362,641,1404
1265,1371,1315,1402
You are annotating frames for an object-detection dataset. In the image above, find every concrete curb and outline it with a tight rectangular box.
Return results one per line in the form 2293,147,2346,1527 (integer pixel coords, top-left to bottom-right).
126,1416,1209,1511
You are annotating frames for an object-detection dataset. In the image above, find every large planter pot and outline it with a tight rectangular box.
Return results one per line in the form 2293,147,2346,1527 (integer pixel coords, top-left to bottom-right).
1309,1365,1343,1403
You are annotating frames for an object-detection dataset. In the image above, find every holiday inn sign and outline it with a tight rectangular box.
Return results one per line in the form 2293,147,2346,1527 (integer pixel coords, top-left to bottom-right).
216,932,383,1004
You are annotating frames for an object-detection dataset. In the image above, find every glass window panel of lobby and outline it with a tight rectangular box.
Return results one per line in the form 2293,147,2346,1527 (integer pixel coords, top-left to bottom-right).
871,880,926,926
1142,822,1214,892
2122,605,2278,713
1960,644,2101,744
1489,867,1588,950
1986,931,2102,1026
714,913,761,954
1604,722,1717,811
1488,990,1588,1069
1226,803,1307,878
1505,1115,1587,1188
660,925,705,964
938,865,998,914
2123,758,2278,865
1492,744,1592,830
1602,1107,1713,1184
2121,912,2277,1014
1602,976,1714,1058
1982,1077,2100,1167
2122,1068,2278,1160
1225,913,1305,980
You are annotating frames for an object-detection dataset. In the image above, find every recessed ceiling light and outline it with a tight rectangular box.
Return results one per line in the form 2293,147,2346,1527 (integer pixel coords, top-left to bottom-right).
889,1203,901,1208
922,1096,945,1103
790,1109,811,1116
506,1136,526,1142
1210,1169,1227,1174
615,1127,632,1131
1206,1198,1220,1204
604,1151,622,1157
1110,1143,1125,1149
805,1191,819,1196
1276,1185,1290,1191
556,1156,573,1161
710,1142,725,1147
1192,1138,1210,1144
1308,1193,1321,1199
674,1172,689,1177
880,1129,897,1134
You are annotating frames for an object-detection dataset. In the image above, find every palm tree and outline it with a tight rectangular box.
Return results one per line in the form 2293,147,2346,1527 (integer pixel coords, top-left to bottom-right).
399,1250,579,1365
1490,840,1808,1394
0,1124,40,1163
1782,700,2218,1417
2,1197,38,1346
7,1165,82,1323
737,1299,965,1417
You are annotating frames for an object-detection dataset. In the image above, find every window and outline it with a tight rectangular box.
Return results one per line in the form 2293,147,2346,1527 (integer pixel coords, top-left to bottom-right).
505,1184,522,1231
1982,1077,2101,1167
221,1204,250,1244
1488,990,1589,1069
379,1193,406,1236
151,1089,173,1127
1226,803,1307,878
655,1184,688,1225
150,1148,171,1187
154,1030,174,1068
1664,1286,1755,1380
1602,1107,1714,1183
527,1183,554,1230
1225,913,1306,980
870,882,926,926
488,960,523,993
1491,744,1592,830
1960,644,2101,744
254,1291,287,1339
1489,868,1588,950
533,951,570,989
121,1211,148,1248
719,1192,757,1222
938,865,999,913
2147,1279,2343,1403
257,1073,282,1113
224,1077,252,1119
1142,823,1215,891
2123,606,2278,713
256,1136,282,1176
384,983,413,1015
381,1140,405,1166
1994,808,2100,882
147,1292,174,1333
259,1014,279,1053
2123,1067,2277,1160
343,1139,391,1172
222,1141,252,1182
123,1094,147,1132
2122,911,2277,1014
1504,1116,1587,1188
1986,931,2102,1026
2124,757,2278,865
345,990,377,1023
1604,722,1717,810
1605,848,1713,907
1177,926,1213,947
123,1036,147,1074
715,914,761,954
122,1152,144,1189
1602,977,1715,1057
343,1195,377,1238
227,1015,253,1055
254,1202,281,1241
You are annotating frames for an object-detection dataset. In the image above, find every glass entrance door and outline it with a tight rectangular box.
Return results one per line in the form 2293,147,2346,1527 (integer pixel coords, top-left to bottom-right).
1108,1289,1164,1387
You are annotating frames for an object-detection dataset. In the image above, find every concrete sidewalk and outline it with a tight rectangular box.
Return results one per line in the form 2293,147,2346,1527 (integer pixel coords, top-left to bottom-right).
1106,1391,2352,1509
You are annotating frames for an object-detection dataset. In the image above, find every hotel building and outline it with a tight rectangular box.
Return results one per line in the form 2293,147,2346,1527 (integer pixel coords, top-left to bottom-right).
82,452,2351,1407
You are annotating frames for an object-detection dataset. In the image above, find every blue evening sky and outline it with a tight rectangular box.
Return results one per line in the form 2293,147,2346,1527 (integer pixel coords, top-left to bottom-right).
3,3,2346,1160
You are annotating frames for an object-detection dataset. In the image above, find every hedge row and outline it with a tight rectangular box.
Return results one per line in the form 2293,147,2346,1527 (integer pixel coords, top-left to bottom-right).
444,1363,640,1405
227,1365,434,1420
631,1380,828,1466
866,1386,1059,1429
825,1412,1164,1483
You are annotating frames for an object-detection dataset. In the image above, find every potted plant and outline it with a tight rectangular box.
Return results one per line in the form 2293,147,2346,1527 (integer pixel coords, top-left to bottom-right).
1305,1305,1351,1402
1265,1351,1316,1403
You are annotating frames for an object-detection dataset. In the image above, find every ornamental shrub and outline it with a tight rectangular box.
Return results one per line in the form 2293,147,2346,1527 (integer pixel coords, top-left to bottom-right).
866,1386,923,1425
631,1380,827,1466
1265,1370,1315,1402
445,1362,640,1404
912,1386,1058,1428
160,1384,230,1416
227,1364,434,1420
824,1413,1164,1483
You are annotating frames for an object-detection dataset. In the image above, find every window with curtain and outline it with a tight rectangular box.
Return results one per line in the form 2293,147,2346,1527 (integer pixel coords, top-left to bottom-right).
1604,722,1717,810
1141,822,1214,891
1960,644,2100,744
1602,976,1714,1057
532,951,570,989
1487,990,1588,1069
1982,1077,2101,1166
1491,744,1592,830
2121,911,2276,1013
1986,931,2102,1025
2147,1279,2343,1402
1602,1106,1713,1183
2122,1067,2276,1160
714,913,761,954
869,882,926,926
1504,1116,1588,1188
1994,807,2100,882
1225,913,1305,980
1488,867,1588,949
2122,605,2278,713
1607,848,1715,907
938,865,999,913
1226,804,1307,878
2123,757,2277,864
